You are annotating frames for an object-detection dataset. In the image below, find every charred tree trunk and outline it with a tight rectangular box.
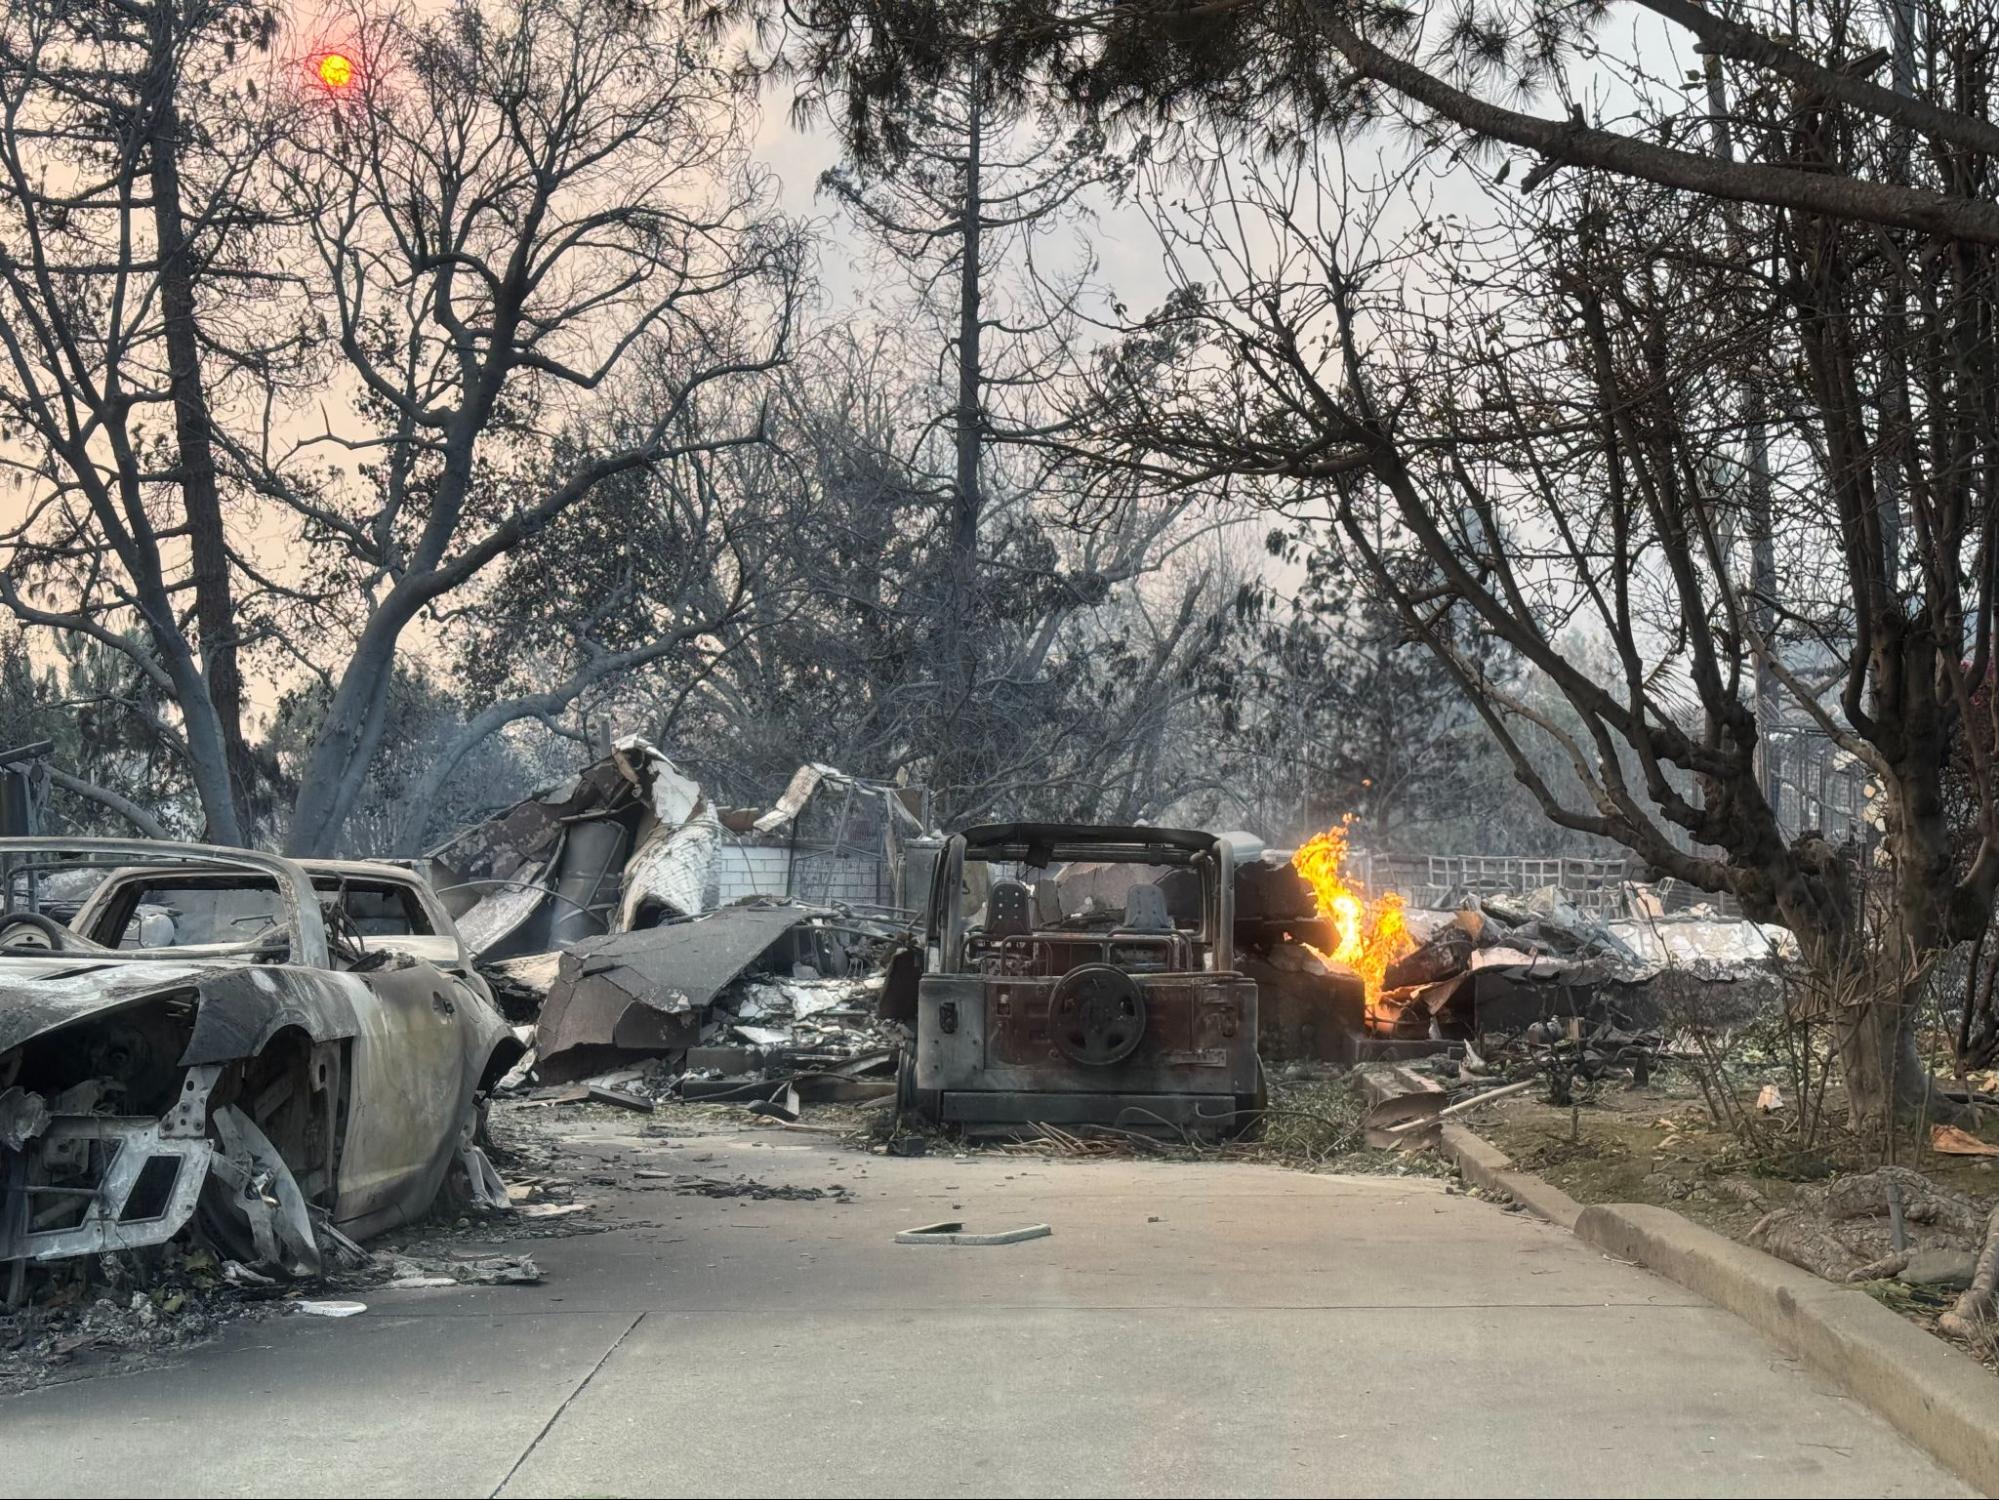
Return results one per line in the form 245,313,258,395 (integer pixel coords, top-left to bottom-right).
284,625,402,857
1776,830,1952,1135
935,66,984,814
952,72,983,600
287,341,502,854
1833,982,1928,1138
1702,59,1782,820
146,0,252,845
1961,928,1999,1071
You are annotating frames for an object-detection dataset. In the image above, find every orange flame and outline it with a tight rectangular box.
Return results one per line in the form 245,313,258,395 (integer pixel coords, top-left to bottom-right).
1291,818,1414,1006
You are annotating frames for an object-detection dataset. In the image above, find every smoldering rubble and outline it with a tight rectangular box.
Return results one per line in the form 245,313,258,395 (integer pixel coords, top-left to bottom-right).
1175,841,1793,1089
433,740,922,1116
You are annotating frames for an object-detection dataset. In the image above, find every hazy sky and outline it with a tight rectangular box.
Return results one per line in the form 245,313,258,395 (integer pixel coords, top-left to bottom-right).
0,51,1195,733
0,3,1693,695
752,85,1184,330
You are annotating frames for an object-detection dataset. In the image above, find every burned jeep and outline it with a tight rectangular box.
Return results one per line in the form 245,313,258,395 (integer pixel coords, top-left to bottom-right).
901,823,1261,1136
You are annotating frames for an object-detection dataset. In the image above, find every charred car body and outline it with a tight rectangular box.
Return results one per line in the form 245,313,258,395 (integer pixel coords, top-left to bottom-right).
1,840,523,1283
902,824,1261,1136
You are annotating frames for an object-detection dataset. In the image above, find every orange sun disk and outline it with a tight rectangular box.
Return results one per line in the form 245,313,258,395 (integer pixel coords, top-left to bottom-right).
317,52,355,89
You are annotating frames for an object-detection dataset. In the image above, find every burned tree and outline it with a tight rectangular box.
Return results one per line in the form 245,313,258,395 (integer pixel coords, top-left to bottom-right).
0,0,285,842
814,30,1137,814
259,0,803,855
1197,527,1522,850
636,322,1249,826
387,411,793,854
2,0,804,855
1087,84,1997,1125
0,626,180,838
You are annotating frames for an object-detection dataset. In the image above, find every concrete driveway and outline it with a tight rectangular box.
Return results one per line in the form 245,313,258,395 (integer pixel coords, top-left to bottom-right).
0,1114,1969,1498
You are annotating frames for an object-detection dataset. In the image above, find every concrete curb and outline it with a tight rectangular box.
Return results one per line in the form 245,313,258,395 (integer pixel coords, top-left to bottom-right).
1357,1066,1999,1496
1442,1123,1585,1230
1358,1068,1584,1228
1577,1203,1999,1499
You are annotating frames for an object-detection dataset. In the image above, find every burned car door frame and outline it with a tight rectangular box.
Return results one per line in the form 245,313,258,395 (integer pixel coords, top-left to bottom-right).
907,823,1259,1136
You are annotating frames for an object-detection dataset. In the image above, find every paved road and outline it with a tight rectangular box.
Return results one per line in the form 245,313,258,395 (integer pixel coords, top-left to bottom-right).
0,1115,1969,1498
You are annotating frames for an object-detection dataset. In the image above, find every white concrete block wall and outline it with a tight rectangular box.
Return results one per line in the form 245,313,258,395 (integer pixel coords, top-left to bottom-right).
802,859,888,903
708,843,891,907
711,845,792,905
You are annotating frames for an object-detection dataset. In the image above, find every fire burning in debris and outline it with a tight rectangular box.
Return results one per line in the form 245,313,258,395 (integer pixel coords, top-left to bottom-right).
1291,818,1414,1007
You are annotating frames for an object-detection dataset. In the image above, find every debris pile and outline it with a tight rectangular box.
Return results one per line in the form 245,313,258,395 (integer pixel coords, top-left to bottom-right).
1213,836,1786,1068
0,1223,547,1391
1360,886,1791,1043
505,900,905,1093
435,739,926,968
431,736,721,958
0,1243,247,1392
376,1253,543,1288
427,737,921,1099
630,1173,853,1203
683,969,900,1100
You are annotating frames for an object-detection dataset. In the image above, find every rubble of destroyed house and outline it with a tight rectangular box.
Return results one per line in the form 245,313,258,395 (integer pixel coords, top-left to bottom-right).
429,739,928,1114
1055,840,1791,1072
1364,882,1787,1047
1148,833,1792,1086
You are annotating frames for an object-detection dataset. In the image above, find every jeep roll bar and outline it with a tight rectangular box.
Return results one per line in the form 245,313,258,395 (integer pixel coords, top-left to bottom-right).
929,825,1235,974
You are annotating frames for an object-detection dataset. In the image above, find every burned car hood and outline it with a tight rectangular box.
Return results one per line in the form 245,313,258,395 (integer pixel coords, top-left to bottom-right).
1,956,223,1050
0,955,363,1065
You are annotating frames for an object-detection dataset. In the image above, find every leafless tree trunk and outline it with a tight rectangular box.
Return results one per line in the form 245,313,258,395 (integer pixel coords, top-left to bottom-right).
0,0,277,843
944,67,985,740
144,0,252,830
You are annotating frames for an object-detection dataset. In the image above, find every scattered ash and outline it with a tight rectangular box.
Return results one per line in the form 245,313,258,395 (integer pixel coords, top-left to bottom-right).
0,1243,286,1397
631,1173,852,1202
0,1109,595,1396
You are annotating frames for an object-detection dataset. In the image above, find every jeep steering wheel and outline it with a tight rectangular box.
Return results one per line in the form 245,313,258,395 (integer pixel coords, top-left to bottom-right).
0,910,77,953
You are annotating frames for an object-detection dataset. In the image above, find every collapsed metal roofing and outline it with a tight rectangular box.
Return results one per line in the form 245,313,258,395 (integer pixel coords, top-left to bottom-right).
532,903,831,1080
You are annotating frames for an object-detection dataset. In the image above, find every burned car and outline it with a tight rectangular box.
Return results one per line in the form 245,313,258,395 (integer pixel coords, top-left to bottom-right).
901,823,1261,1136
1,839,524,1285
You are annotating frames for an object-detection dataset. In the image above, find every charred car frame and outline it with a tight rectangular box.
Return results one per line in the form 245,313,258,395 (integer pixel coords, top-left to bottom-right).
902,823,1262,1136
1,839,523,1289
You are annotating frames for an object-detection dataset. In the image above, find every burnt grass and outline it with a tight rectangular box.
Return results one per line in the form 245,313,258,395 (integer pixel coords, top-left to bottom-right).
849,1068,1454,1179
